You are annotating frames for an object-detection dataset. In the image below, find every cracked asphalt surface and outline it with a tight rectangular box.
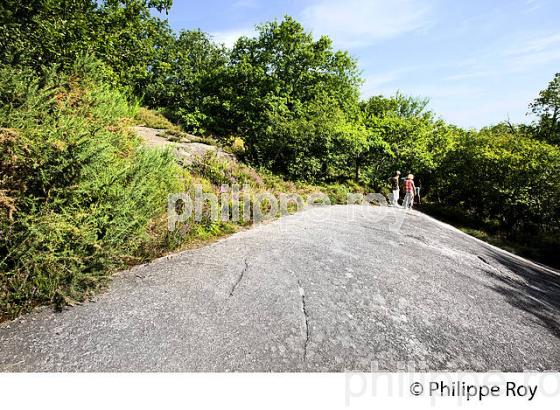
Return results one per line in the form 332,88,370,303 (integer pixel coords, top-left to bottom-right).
1,205,559,371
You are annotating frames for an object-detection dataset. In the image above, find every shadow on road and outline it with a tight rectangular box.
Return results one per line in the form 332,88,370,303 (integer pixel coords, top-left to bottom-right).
482,249,560,339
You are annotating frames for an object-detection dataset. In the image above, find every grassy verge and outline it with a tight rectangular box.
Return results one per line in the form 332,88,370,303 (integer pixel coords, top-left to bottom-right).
134,107,181,131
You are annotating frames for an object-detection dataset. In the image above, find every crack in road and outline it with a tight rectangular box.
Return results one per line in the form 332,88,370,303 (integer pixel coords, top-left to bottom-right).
229,257,249,297
3,206,559,371
297,280,310,360
478,255,491,266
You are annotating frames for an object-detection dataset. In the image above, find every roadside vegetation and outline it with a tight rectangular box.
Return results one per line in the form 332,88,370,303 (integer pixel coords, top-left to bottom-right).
0,61,173,317
1,0,559,317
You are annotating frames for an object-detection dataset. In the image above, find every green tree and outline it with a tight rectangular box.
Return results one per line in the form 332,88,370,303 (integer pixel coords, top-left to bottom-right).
360,93,455,191
212,16,364,181
0,0,174,89
141,29,228,133
432,125,560,233
530,72,560,145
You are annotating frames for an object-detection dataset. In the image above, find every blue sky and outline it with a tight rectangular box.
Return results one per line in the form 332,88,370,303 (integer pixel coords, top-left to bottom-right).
159,0,560,128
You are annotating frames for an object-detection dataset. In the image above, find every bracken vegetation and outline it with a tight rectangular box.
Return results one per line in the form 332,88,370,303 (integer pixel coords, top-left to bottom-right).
1,0,559,317
0,60,181,316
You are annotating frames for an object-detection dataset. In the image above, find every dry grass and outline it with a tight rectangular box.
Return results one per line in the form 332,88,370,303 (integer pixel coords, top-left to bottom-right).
134,107,180,131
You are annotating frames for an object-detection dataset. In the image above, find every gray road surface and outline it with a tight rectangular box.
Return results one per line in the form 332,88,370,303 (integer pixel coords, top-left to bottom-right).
1,205,559,371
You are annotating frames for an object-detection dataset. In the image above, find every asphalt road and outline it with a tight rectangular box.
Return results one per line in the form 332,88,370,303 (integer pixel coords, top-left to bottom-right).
1,205,559,371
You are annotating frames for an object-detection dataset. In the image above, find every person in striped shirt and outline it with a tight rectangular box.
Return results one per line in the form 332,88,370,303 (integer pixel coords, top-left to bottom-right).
402,174,416,209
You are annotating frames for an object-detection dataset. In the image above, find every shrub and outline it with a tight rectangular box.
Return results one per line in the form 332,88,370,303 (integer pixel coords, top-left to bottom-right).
188,152,264,188
0,61,182,317
432,128,560,234
134,107,179,131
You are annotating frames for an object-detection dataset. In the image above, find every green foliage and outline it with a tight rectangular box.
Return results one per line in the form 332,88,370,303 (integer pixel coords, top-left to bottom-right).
188,152,265,189
0,60,181,317
223,137,246,157
0,0,174,90
3,3,560,316
530,72,560,145
134,107,179,130
360,93,456,190
208,17,364,181
431,124,560,234
142,29,228,134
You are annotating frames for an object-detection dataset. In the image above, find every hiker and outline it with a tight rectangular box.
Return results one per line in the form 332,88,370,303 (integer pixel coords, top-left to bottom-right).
388,171,401,206
415,178,422,205
402,174,416,209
